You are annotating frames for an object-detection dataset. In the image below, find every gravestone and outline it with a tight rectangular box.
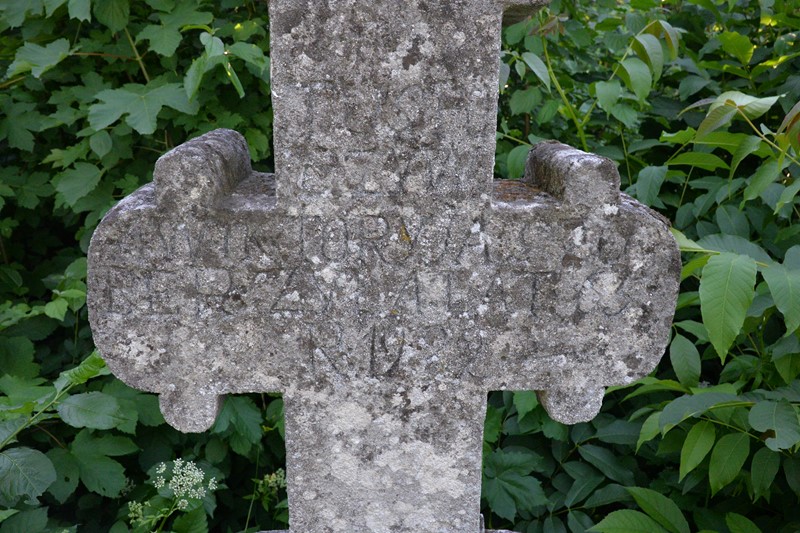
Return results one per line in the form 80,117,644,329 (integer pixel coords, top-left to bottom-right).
87,1,681,532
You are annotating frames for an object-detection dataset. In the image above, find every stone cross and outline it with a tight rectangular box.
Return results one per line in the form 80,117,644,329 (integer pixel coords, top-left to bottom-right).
87,1,681,532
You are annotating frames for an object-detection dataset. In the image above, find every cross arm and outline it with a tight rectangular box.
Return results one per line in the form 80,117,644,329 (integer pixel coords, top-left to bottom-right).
486,143,681,424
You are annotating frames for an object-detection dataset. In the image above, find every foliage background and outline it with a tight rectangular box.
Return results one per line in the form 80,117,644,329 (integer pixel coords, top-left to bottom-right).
0,0,799,532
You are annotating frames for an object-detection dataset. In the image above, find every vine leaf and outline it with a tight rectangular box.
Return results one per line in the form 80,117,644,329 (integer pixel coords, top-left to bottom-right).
52,162,101,206
92,0,128,32
88,82,198,135
6,38,70,79
482,450,546,521
699,252,757,361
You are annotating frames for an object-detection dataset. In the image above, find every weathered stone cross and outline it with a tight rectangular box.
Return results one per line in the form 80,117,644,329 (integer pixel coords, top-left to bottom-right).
88,1,680,531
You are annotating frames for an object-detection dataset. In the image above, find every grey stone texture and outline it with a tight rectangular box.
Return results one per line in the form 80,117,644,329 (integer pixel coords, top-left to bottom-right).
87,1,681,532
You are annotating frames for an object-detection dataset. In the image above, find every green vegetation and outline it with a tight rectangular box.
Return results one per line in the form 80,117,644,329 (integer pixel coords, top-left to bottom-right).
0,0,798,531
490,0,800,531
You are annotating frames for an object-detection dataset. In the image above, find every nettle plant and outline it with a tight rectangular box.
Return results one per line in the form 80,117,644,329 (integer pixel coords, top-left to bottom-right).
485,0,800,532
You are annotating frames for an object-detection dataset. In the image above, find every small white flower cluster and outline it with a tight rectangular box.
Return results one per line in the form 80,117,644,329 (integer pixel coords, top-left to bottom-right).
151,459,218,502
127,500,150,524
265,468,287,492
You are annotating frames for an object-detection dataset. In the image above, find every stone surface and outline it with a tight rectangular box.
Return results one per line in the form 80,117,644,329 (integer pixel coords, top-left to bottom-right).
87,1,681,532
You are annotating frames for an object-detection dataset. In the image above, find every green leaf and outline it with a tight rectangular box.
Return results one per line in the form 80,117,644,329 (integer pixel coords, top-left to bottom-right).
173,506,208,533
521,52,550,92
0,509,18,523
54,351,108,392
506,144,531,180
568,511,594,533
626,487,689,533
137,24,182,56
659,392,738,432
708,432,750,495
775,179,800,214
483,449,546,521
563,462,604,507
513,391,538,419
743,160,782,202
0,507,47,533
696,105,737,139
68,0,90,21
228,41,270,79
594,419,641,445
590,509,669,533
618,57,652,101
715,205,749,238
483,405,503,444
696,234,772,264
0,447,56,504
44,298,69,320
6,38,71,79
89,130,113,158
56,391,124,430
712,91,780,120
0,336,39,379
679,76,710,101
578,444,634,485
596,80,622,113
2,113,38,151
748,400,800,451
728,135,762,179
632,33,663,81
669,334,700,387
655,20,680,59
718,31,755,65
608,103,638,128
53,162,102,206
212,396,263,444
509,87,541,116
46,448,80,503
72,428,138,457
725,512,762,533
73,448,126,497
43,0,66,16
636,411,660,451
669,152,730,171
184,54,210,100
699,252,757,360
635,166,667,207
763,263,800,334
750,447,780,502
89,82,199,135
679,420,715,480
93,0,129,31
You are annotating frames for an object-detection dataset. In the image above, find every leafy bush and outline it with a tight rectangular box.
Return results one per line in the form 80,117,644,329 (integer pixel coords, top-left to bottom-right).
487,0,800,531
0,0,798,532
0,1,285,531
